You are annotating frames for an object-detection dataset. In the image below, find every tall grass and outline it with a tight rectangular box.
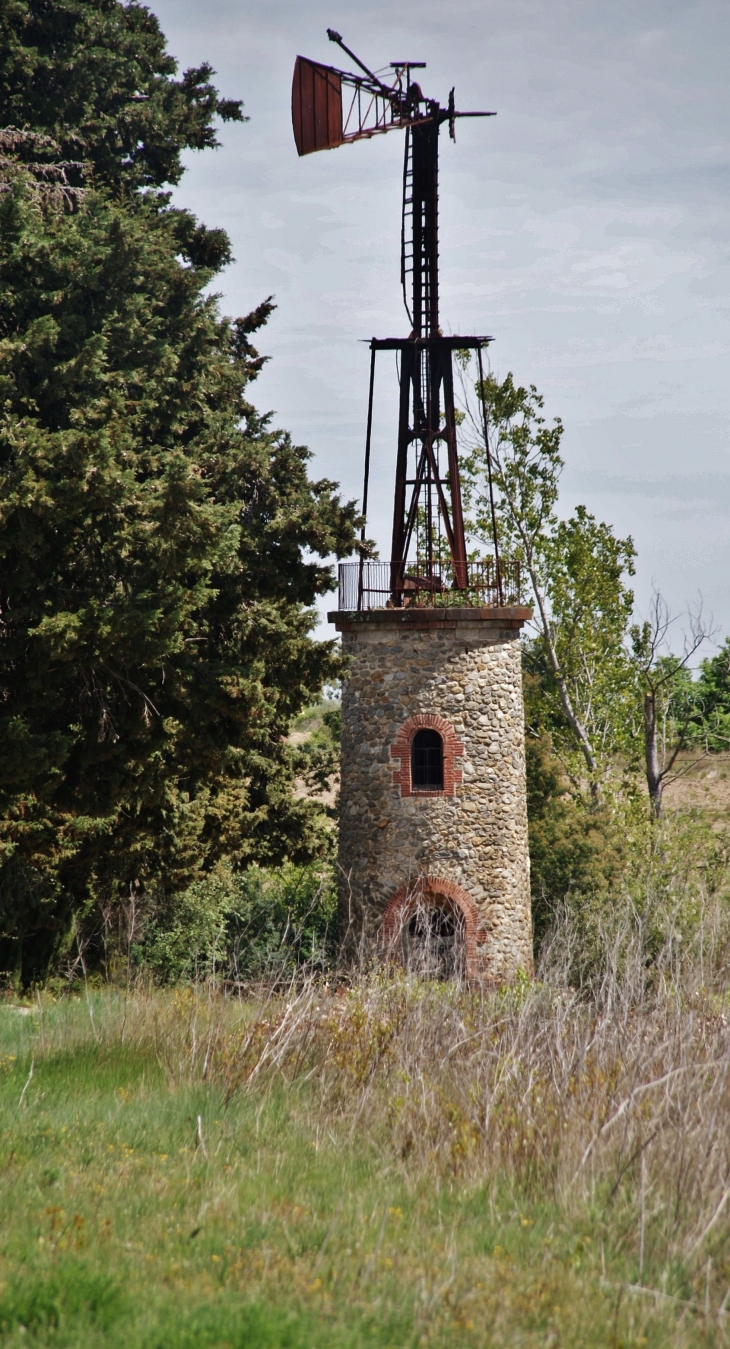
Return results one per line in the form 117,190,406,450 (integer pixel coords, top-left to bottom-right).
2,875,730,1345
214,895,730,1296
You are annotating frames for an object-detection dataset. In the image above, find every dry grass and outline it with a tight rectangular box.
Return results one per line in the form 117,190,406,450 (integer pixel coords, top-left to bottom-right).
213,907,730,1290
3,894,730,1344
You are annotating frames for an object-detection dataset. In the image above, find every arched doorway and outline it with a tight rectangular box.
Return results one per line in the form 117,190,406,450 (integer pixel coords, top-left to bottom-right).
401,894,464,977
381,877,481,979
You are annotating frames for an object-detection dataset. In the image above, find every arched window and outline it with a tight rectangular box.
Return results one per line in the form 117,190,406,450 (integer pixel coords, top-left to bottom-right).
391,715,463,798
411,729,444,791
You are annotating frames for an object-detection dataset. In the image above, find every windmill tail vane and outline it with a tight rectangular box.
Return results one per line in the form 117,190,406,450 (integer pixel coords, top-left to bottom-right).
292,30,494,160
292,32,510,611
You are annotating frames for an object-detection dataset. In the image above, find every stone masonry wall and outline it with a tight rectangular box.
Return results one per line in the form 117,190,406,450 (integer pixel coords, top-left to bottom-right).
332,607,533,981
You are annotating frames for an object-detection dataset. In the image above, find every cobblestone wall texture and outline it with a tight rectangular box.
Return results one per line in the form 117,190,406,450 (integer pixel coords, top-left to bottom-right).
332,607,534,981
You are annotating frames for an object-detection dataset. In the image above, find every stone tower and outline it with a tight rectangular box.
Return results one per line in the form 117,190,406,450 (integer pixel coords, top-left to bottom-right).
295,33,533,979
331,602,534,981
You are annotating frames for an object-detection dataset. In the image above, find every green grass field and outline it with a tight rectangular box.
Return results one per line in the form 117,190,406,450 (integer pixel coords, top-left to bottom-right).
0,972,725,1348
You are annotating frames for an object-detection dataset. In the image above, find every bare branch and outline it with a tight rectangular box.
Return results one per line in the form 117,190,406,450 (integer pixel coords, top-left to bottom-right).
633,589,714,818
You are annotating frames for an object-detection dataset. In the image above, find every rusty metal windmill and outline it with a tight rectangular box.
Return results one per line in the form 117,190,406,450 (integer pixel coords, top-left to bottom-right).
293,31,509,609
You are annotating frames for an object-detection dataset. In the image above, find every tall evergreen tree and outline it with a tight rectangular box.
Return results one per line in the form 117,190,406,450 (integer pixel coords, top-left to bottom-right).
0,0,243,191
0,3,358,982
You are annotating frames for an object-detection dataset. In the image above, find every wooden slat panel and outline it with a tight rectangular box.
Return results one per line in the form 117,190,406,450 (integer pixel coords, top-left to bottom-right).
292,57,343,156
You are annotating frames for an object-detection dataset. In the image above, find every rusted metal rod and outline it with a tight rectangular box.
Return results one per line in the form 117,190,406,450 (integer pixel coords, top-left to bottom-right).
476,343,504,606
358,345,377,611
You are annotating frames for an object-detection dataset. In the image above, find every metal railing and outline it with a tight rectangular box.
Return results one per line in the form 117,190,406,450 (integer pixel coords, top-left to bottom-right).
338,558,522,611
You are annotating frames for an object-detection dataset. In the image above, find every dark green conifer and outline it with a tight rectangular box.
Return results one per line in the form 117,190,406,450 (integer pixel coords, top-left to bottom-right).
0,3,358,982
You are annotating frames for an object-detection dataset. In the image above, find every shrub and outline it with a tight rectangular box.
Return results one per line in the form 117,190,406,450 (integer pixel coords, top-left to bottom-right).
525,732,628,950
138,862,337,984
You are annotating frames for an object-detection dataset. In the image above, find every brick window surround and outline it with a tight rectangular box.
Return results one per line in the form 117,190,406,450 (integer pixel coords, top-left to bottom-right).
390,713,464,797
381,876,484,978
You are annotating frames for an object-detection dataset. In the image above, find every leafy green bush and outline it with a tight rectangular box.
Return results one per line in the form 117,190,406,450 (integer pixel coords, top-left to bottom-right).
139,863,337,983
692,638,730,750
525,732,629,950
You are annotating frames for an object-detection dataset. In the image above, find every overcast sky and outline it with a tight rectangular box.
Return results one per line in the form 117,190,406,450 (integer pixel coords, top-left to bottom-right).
152,0,730,644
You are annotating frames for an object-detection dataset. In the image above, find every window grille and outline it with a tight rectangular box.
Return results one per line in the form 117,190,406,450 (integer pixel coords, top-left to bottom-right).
411,729,443,791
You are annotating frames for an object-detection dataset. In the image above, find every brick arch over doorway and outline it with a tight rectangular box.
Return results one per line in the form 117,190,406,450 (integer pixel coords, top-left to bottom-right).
390,713,464,798
380,876,484,978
